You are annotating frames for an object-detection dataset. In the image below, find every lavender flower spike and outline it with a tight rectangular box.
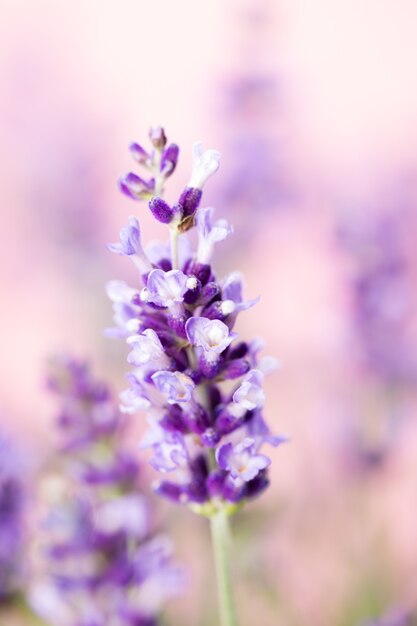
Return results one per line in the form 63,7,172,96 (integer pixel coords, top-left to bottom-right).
108,125,285,513
108,127,286,626
31,356,182,626
109,127,285,510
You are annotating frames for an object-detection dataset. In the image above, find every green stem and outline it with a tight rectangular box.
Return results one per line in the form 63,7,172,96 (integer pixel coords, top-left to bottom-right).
153,148,164,196
210,509,239,626
170,227,179,269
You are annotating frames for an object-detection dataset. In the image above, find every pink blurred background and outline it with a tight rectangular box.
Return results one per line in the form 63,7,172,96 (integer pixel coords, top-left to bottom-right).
1,1,417,625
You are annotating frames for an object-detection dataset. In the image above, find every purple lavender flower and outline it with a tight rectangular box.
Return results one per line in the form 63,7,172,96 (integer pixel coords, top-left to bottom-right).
196,207,233,265
0,434,26,601
216,438,270,486
361,608,414,626
213,10,296,244
233,369,265,411
186,317,235,359
335,206,416,472
142,269,190,308
31,357,182,626
338,209,415,386
105,280,142,338
151,371,195,404
127,329,171,371
107,216,152,274
108,127,285,512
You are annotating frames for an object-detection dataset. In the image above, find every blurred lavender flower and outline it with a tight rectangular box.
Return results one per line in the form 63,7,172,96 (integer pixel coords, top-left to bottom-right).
107,127,285,514
335,206,416,471
31,356,182,626
0,434,26,601
362,608,414,626
338,209,415,385
216,76,293,222
211,2,297,248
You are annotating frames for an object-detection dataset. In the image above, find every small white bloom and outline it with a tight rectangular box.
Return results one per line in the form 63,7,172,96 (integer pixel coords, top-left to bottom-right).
188,142,221,189
186,316,235,364
233,369,265,411
144,269,189,308
196,206,233,263
152,371,195,404
127,329,170,369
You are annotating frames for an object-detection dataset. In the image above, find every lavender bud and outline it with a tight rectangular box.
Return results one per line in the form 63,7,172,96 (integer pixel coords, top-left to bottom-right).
168,315,188,339
183,276,201,304
149,126,167,149
244,472,270,499
203,299,236,321
228,342,249,359
201,427,220,447
199,281,220,305
183,261,212,285
129,142,149,164
220,358,251,380
154,480,185,503
161,143,179,176
119,172,153,200
149,197,176,224
178,187,202,218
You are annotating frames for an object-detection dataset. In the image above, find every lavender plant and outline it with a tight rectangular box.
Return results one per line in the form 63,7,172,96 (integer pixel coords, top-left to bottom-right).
336,207,416,470
31,356,181,626
107,127,285,626
0,434,26,602
339,209,415,386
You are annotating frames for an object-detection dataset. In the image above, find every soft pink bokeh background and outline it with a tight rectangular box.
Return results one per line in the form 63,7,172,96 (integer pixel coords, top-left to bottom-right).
1,1,417,625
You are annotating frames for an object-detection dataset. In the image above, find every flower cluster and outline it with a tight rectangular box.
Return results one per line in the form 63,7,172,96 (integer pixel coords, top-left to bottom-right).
0,434,26,601
118,126,179,203
107,127,284,513
31,356,181,626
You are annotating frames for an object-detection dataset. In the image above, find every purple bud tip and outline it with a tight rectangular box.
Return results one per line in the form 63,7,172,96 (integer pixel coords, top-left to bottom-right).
154,480,184,503
179,187,202,218
149,126,167,149
129,142,149,164
161,144,180,176
118,172,148,200
149,197,175,224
